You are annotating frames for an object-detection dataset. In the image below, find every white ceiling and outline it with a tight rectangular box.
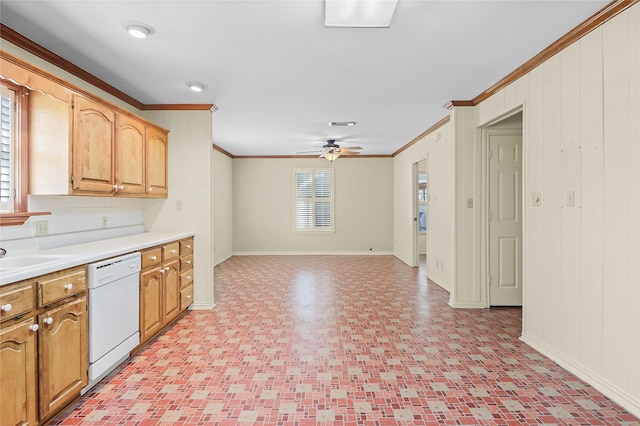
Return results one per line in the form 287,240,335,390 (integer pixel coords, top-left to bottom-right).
0,1,608,156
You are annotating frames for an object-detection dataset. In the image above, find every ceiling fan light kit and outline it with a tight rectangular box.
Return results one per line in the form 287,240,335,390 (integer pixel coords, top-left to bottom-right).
324,150,341,162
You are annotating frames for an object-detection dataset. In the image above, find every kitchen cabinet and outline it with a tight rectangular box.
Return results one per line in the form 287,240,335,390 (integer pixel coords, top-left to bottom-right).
139,237,193,345
116,114,146,195
0,317,38,426
38,296,88,419
146,125,169,197
0,265,88,425
72,95,117,193
0,53,169,198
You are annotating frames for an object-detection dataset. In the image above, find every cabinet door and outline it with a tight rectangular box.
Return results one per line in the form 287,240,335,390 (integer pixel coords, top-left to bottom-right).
38,296,88,420
0,318,38,426
146,126,168,197
116,114,145,195
72,95,115,193
140,268,163,343
163,260,180,324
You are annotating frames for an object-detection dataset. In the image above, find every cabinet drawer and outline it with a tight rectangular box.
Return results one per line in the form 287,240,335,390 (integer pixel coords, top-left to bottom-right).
180,254,193,272
180,270,193,289
180,238,193,256
38,266,86,307
162,242,180,261
141,247,162,269
180,284,193,311
0,281,35,322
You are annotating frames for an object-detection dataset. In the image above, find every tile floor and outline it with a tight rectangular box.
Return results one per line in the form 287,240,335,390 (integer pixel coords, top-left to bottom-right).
53,255,639,425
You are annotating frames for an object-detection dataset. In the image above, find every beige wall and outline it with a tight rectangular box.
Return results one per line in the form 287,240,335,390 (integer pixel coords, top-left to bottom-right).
213,149,233,265
232,157,393,254
450,3,639,416
143,110,215,310
393,122,454,292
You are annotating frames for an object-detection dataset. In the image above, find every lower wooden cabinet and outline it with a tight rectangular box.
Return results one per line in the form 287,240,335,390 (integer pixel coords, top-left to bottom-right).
38,296,88,419
139,237,194,345
140,267,163,343
0,317,38,426
0,266,88,425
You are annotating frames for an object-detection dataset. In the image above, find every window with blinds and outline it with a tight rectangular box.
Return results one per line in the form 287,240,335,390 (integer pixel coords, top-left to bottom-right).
0,85,15,212
294,168,334,232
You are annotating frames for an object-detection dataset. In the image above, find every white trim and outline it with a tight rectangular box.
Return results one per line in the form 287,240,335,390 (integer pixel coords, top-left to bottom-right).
447,300,487,309
189,302,216,310
214,253,233,267
233,251,394,256
521,332,640,419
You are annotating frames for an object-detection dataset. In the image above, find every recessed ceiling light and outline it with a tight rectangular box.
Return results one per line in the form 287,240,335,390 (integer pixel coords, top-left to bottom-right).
122,21,155,39
187,82,207,92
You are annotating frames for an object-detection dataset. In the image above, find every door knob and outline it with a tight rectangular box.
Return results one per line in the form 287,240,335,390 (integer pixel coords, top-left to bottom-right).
29,324,39,332
44,317,54,325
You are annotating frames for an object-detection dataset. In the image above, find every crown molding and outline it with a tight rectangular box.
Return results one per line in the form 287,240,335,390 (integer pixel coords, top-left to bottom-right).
472,0,638,105
213,144,235,158
392,116,450,157
443,100,474,110
0,23,215,112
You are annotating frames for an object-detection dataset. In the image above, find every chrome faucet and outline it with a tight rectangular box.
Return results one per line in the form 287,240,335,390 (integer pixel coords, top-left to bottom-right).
0,248,6,258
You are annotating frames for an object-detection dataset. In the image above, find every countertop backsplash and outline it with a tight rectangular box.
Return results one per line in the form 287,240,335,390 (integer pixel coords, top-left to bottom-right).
0,195,145,254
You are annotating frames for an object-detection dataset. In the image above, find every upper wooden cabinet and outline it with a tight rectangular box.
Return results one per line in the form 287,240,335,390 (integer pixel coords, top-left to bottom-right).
146,125,169,197
116,114,146,195
2,52,170,198
72,95,117,193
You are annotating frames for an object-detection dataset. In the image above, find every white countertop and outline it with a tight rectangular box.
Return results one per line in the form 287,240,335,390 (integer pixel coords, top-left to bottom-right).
0,231,194,286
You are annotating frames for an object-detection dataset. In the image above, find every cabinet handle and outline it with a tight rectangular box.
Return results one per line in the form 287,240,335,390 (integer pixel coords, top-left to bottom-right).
44,317,54,325
29,324,39,332
186,260,192,265
119,185,124,190
0,303,12,312
148,187,153,192
186,244,192,249
150,255,157,261
170,249,177,254
165,267,170,272
187,276,192,280
186,295,191,299
64,283,73,290
159,269,165,274
113,184,119,192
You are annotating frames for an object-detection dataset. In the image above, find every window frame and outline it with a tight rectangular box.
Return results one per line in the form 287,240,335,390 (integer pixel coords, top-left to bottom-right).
293,168,335,234
0,78,49,226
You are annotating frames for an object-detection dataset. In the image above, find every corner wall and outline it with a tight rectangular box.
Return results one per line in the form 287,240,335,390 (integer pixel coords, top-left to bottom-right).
213,149,233,265
143,110,215,310
450,3,639,416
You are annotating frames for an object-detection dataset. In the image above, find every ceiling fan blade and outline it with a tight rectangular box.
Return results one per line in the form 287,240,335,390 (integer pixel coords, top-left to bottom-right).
296,150,323,154
342,146,362,150
339,151,360,155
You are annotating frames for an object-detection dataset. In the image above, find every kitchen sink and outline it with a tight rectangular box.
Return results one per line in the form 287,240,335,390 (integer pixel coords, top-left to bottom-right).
0,254,74,271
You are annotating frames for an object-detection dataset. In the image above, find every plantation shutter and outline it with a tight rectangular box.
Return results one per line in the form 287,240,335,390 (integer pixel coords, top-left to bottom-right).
0,87,14,211
294,169,334,232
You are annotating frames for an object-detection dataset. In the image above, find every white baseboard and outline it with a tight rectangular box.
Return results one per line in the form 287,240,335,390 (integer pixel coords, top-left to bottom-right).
189,302,216,310
520,332,640,419
447,300,486,309
214,253,233,266
233,251,394,256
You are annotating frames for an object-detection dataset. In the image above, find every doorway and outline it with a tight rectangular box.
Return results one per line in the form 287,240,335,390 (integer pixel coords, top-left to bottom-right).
412,159,428,268
484,113,523,306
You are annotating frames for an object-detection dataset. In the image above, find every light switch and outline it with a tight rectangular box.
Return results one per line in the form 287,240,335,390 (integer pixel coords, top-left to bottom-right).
532,192,542,207
566,190,575,207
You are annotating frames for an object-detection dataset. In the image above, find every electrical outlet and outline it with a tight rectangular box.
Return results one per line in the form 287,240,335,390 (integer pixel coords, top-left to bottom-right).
35,220,48,236
102,216,108,228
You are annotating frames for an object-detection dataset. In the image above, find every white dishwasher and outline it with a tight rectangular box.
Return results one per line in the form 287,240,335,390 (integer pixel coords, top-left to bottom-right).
82,252,141,394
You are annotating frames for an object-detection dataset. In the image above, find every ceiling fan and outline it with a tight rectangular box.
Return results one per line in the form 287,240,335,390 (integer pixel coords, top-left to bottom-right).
297,139,363,161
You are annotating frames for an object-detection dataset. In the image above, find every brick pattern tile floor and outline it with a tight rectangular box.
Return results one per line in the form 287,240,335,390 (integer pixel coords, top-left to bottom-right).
52,255,639,425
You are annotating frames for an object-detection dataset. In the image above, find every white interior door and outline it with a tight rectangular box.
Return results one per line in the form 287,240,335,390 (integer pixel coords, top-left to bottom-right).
489,132,523,306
